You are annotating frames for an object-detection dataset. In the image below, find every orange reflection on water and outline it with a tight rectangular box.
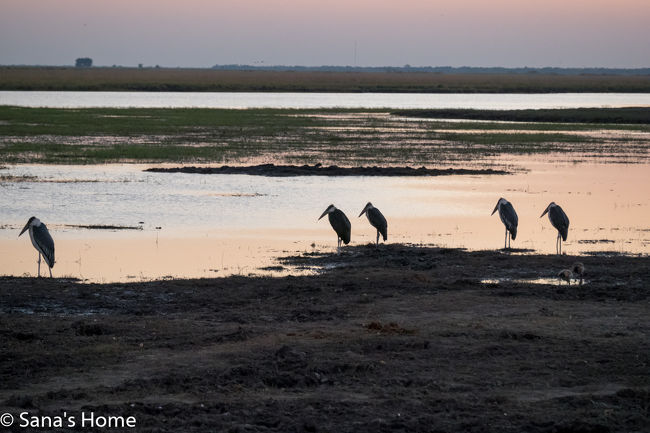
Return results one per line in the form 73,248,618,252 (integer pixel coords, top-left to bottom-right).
1,159,648,283
1,229,325,283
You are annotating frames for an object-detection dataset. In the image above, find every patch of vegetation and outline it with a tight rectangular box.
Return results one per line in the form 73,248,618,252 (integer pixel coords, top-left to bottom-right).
393,107,650,124
1,106,648,166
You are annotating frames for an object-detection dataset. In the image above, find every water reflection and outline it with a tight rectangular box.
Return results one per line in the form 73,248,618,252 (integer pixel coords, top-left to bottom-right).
0,159,648,282
1,91,650,109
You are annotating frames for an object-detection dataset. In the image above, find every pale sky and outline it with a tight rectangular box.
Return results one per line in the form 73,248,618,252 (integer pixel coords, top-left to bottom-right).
1,0,649,68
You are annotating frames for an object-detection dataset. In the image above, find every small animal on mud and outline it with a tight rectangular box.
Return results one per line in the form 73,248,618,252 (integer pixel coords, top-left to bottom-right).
541,202,570,254
358,202,388,247
572,262,585,285
19,216,55,278
558,269,573,285
491,197,518,249
319,204,351,254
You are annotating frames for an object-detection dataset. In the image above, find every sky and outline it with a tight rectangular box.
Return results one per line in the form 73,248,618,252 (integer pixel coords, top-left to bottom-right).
1,0,649,68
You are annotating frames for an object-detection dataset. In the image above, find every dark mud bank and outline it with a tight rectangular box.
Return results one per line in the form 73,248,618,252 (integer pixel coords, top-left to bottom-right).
1,245,648,433
145,164,509,177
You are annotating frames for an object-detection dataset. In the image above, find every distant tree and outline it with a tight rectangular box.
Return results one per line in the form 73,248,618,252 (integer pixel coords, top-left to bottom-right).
75,58,92,68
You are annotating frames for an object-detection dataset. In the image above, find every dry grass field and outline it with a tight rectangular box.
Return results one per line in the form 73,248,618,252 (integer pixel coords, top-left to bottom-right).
2,66,650,92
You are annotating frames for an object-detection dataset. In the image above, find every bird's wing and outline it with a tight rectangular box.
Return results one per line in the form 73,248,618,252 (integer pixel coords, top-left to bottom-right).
33,223,55,267
550,206,570,241
367,207,388,240
330,210,351,244
501,202,518,231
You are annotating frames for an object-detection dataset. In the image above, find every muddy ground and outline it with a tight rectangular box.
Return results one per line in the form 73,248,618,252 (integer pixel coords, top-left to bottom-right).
145,164,508,177
1,245,648,432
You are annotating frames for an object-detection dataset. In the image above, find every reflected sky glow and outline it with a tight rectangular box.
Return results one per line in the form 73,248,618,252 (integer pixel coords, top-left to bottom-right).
2,91,650,110
1,158,648,282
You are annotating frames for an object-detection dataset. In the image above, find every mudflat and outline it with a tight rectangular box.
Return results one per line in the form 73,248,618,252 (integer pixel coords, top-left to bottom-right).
1,245,648,432
145,164,508,177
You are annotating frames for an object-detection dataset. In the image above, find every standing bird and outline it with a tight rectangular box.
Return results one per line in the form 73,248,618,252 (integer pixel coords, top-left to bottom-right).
491,197,518,249
572,262,585,285
540,202,570,254
19,216,55,278
358,202,387,247
318,204,351,254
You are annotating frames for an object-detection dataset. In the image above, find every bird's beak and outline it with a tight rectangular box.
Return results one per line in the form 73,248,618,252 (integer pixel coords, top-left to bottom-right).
358,208,367,218
540,207,549,218
491,204,499,216
318,210,328,220
19,222,30,237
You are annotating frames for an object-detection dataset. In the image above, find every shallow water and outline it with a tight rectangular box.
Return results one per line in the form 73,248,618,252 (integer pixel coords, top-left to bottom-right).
1,159,648,282
2,91,650,109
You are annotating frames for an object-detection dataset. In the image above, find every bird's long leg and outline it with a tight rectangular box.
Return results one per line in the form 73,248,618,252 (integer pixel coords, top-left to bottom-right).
508,231,511,249
337,237,341,255
48,266,52,278
376,230,380,248
37,253,41,277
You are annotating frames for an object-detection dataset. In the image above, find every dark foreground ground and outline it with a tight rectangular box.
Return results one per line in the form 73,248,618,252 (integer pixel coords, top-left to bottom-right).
1,245,648,432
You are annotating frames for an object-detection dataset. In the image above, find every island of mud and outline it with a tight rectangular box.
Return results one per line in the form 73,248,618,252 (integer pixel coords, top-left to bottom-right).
145,164,509,177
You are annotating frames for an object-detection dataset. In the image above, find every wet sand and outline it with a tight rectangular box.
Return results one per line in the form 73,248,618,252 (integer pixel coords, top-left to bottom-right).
1,245,648,432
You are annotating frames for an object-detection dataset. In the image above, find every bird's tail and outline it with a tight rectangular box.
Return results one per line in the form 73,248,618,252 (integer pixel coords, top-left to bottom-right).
510,227,517,241
561,228,568,242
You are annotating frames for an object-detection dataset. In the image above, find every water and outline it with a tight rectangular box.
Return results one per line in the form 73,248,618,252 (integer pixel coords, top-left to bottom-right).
1,160,648,282
1,91,648,281
1,91,650,109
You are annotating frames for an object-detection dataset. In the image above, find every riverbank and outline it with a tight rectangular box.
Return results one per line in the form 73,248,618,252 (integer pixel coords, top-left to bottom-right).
1,245,648,432
2,67,650,93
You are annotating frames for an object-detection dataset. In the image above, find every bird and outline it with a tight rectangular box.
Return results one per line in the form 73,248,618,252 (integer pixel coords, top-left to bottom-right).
572,262,585,285
19,216,55,278
491,197,518,249
318,204,351,254
540,202,570,254
558,269,573,285
358,202,387,247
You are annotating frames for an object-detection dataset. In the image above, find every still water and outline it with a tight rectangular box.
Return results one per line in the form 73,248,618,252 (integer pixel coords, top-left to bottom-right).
2,91,650,109
1,159,648,282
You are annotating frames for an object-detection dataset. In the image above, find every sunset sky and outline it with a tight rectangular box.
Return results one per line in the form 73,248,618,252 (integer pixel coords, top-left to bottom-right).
1,0,649,68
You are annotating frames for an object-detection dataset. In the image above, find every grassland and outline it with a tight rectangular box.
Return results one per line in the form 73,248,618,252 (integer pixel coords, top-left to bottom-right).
2,66,650,93
394,107,650,123
0,106,649,166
